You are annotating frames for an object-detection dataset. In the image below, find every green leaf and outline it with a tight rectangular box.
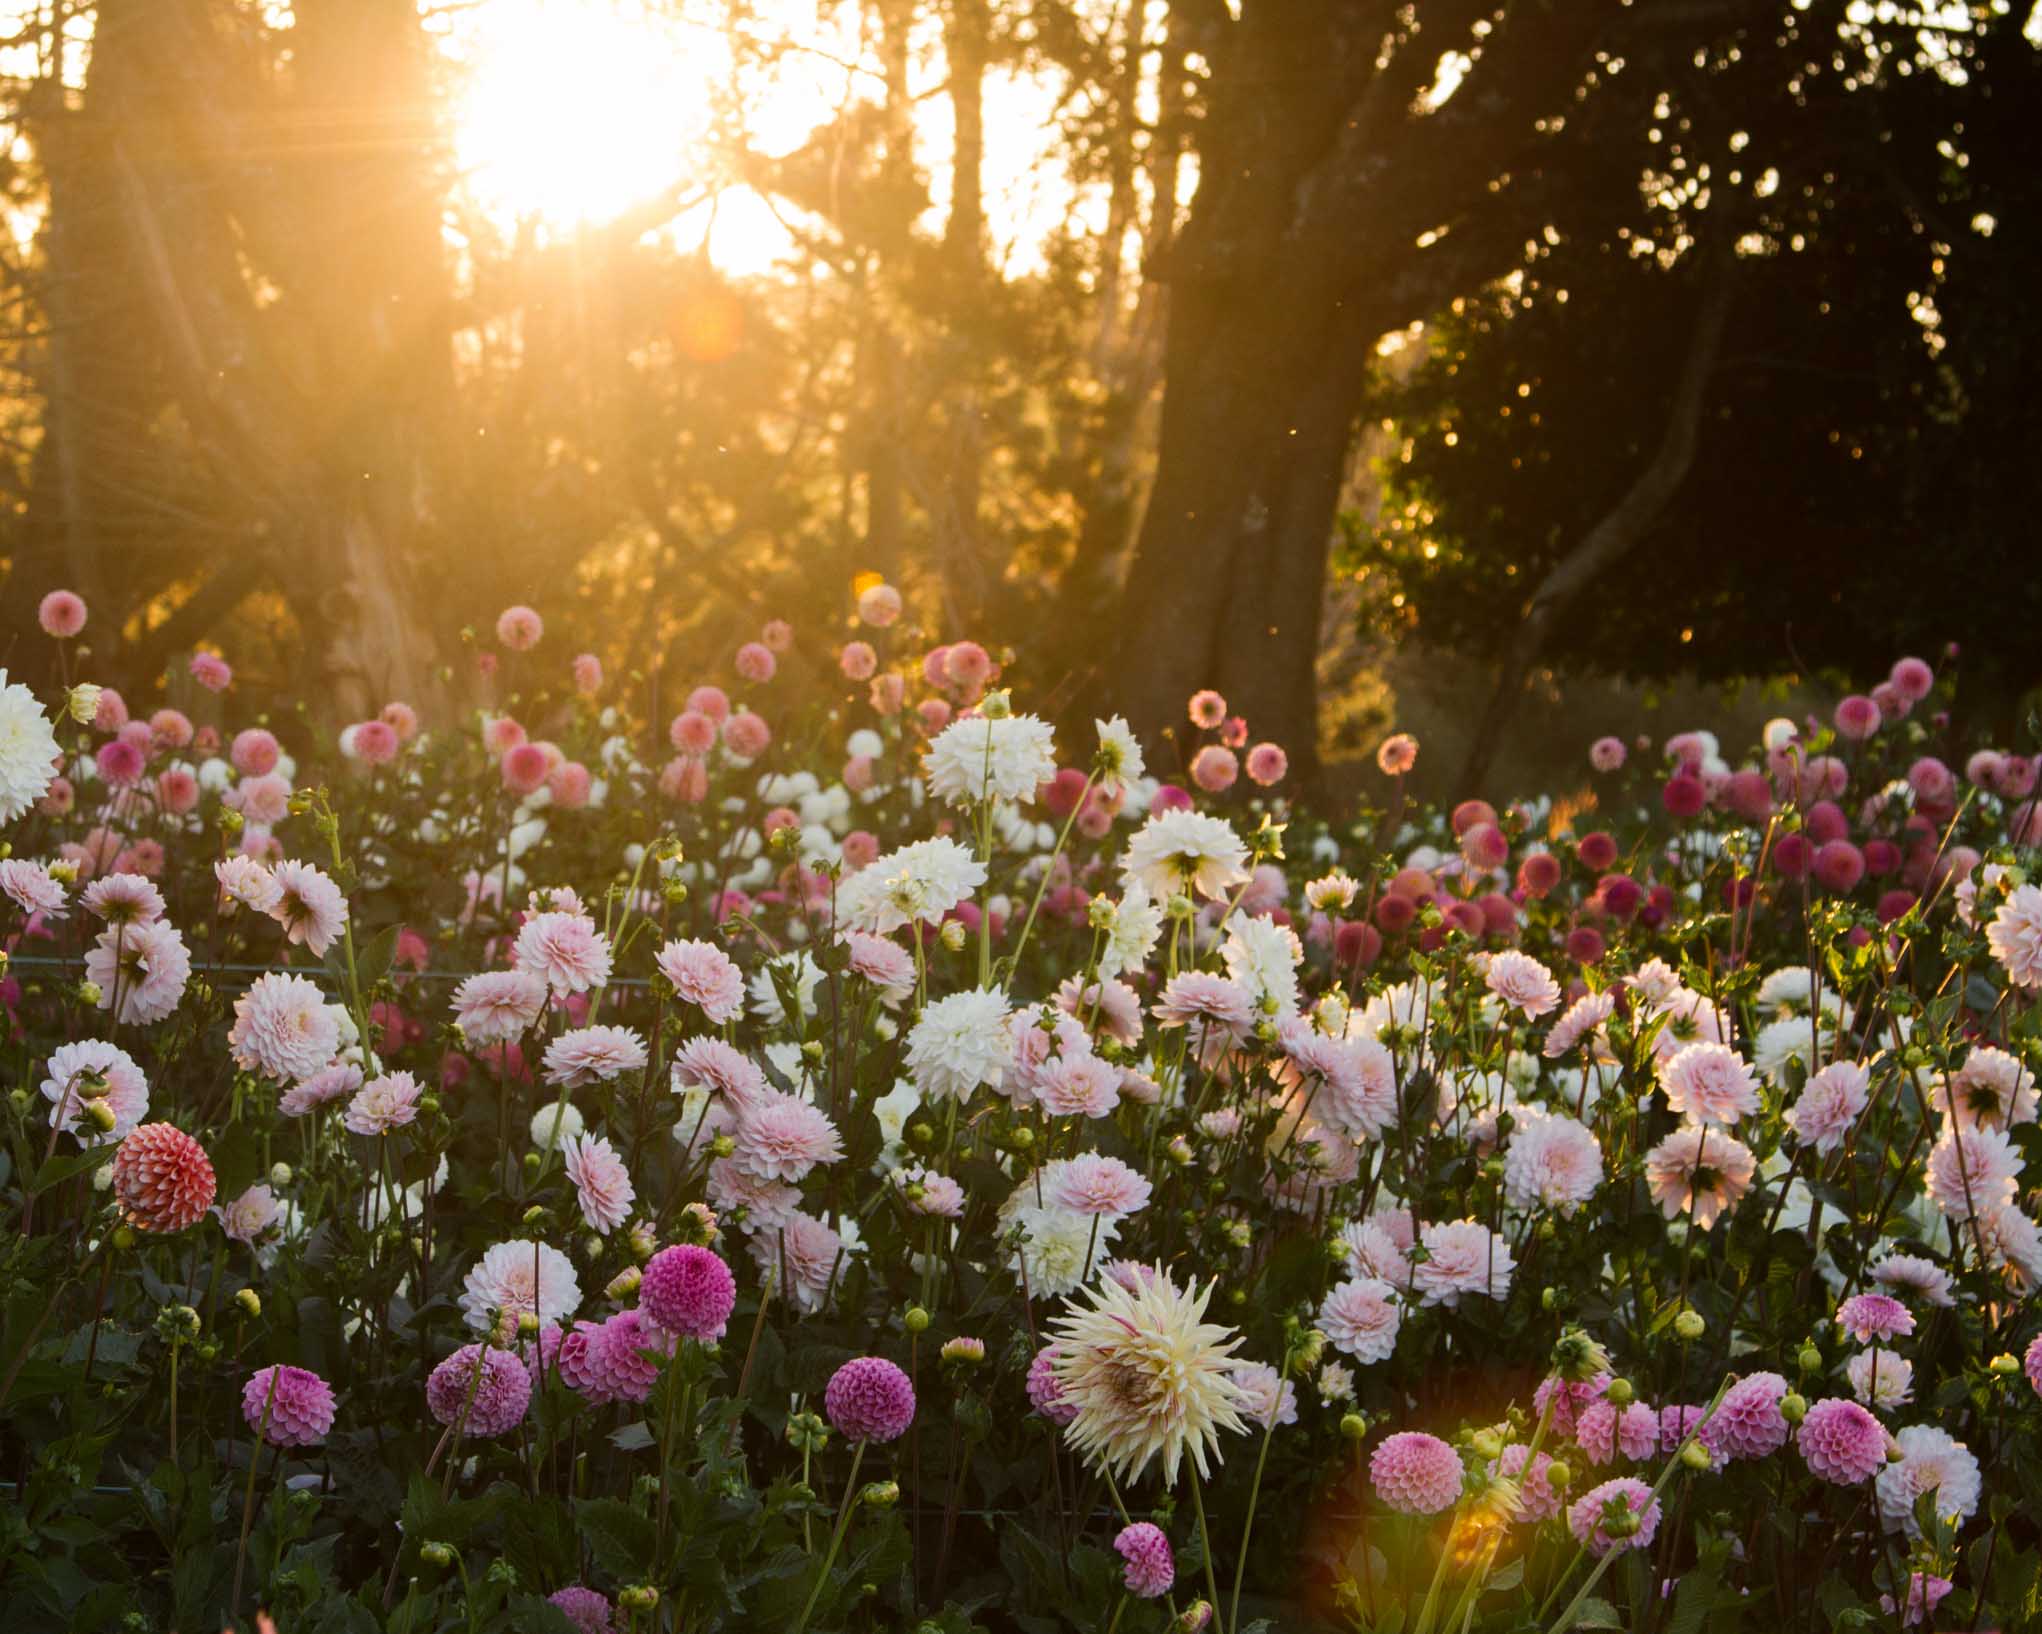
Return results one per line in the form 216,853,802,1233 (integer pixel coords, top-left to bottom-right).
27,1145,113,1194
573,1497,656,1581
507,1594,581,1634
1571,1596,1623,1629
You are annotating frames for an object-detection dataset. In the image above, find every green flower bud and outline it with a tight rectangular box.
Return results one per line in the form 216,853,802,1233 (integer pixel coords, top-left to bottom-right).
1008,1124,1035,1151
939,920,968,953
1798,1344,1823,1374
1545,1459,1573,1490
1340,1412,1369,1442
904,1305,931,1334
1604,1377,1634,1407
235,1289,261,1319
420,1541,453,1568
859,1480,901,1509
1679,1439,1712,1471
522,1151,543,1177
1779,1392,1807,1424
269,1162,293,1187
85,1099,117,1133
1469,1429,1504,1462
1673,1310,1705,1341
1989,1352,2021,1378
618,1585,660,1612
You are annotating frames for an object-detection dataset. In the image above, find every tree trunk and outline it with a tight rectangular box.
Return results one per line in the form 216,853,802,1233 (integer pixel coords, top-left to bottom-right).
1454,267,1735,794
939,0,990,623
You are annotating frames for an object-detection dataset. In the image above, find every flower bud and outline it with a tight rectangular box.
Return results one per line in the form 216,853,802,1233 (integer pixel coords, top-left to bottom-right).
1604,1377,1634,1407
1167,893,1196,920
1779,1392,1807,1424
522,1204,551,1229
522,1151,542,1177
940,1336,985,1366
710,1134,736,1159
418,1094,441,1117
1086,896,1118,931
1679,1438,1712,1471
155,1304,202,1343
112,1225,135,1251
617,1586,660,1612
904,1305,931,1334
908,1121,936,1149
939,920,968,953
1545,1459,1572,1490
1340,1412,1368,1442
77,980,102,1007
801,1039,824,1065
1798,1344,1823,1374
1550,1328,1610,1383
629,1219,657,1261
1176,1601,1214,1633
1989,1352,2021,1378
7,1088,26,1113
517,1310,541,1337
269,1162,293,1187
581,1234,604,1262
235,1289,262,1319
66,684,103,725
1008,1124,1035,1151
1469,1429,1504,1462
860,1480,901,1509
420,1541,453,1568
84,1099,117,1133
606,1266,643,1301
1672,1310,1705,1341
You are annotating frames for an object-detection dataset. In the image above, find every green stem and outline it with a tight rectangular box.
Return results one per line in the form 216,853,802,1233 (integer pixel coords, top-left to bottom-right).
791,1440,868,1634
1189,1463,1224,1634
231,1370,280,1616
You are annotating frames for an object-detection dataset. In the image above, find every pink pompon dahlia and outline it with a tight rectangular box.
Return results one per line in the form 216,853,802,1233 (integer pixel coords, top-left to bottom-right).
242,1364,337,1448
824,1355,916,1443
1370,1431,1463,1514
37,589,86,637
496,604,544,651
1114,1522,1175,1598
640,1244,736,1341
1836,1292,1915,1343
548,1586,614,1634
1027,1343,1078,1424
426,1344,533,1437
2024,1333,2042,1397
1706,1371,1790,1460
1798,1397,1888,1484
1567,1477,1660,1557
111,1123,215,1233
190,651,232,691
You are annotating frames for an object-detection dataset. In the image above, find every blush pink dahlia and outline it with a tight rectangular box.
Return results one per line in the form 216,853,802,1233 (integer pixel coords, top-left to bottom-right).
514,911,613,995
1370,1432,1462,1515
1567,1477,1660,1556
242,1365,337,1448
1027,1344,1078,1423
1836,1292,1915,1343
543,1024,649,1089
1642,1125,1757,1229
1114,1522,1175,1598
562,1131,636,1233
229,972,339,1084
1797,1397,1888,1484
41,1039,148,1144
1785,1061,1871,1155
85,919,191,1026
451,969,547,1045
1986,884,2042,989
1485,950,1561,1019
641,1243,737,1340
825,1355,916,1443
1656,1042,1760,1127
269,860,350,957
343,1070,423,1136
655,937,745,1024
732,1089,844,1183
426,1344,533,1437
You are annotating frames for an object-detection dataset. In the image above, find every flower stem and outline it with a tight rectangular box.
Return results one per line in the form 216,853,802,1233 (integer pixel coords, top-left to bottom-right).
1189,1462,1224,1634
231,1370,280,1616
791,1439,867,1634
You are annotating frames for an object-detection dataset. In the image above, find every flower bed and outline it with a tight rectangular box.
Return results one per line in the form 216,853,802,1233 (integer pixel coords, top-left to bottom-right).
2,589,2040,1632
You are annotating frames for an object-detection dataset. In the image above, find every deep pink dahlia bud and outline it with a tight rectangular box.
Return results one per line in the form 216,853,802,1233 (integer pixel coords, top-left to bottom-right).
426,1344,533,1437
1114,1521,1175,1598
242,1364,337,1448
640,1244,736,1341
111,1123,216,1233
824,1355,916,1444
1369,1431,1462,1514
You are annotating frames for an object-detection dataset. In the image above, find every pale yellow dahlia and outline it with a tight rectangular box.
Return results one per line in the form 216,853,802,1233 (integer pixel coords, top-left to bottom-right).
1049,1268,1248,1487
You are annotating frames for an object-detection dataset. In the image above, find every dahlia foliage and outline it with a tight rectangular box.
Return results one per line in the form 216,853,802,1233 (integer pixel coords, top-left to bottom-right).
6,594,2042,1634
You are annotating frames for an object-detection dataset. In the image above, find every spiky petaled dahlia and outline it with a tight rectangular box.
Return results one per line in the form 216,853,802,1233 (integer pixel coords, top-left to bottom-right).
1798,1398,1888,1484
111,1123,215,1232
426,1344,533,1437
641,1243,737,1340
1050,1269,1248,1487
924,713,1057,806
1370,1432,1464,1514
824,1356,916,1443
1567,1477,1660,1556
241,1364,337,1447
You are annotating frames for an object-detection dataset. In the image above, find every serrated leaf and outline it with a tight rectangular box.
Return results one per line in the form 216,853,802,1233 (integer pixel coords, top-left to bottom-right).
573,1496,656,1581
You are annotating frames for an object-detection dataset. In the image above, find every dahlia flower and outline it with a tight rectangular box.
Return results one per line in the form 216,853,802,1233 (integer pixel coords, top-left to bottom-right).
1318,1277,1402,1365
924,713,1057,806
452,970,548,1045
1567,1477,1660,1556
1485,950,1560,1019
111,1123,215,1233
242,1365,336,1448
269,860,349,957
1785,1061,1871,1155
1050,1268,1248,1487
732,1089,844,1183
460,1239,582,1332
1936,1045,2037,1132
835,836,987,934
1925,1124,2022,1221
1656,1042,1759,1127
514,911,613,995
1370,1432,1463,1515
1986,884,2042,989
543,1025,648,1089
563,1132,636,1234
1798,1397,1888,1484
654,937,746,1023
426,1344,533,1437
1121,809,1251,903
41,1039,148,1144
0,673,59,823
342,1071,422,1136
1502,1113,1604,1214
1114,1521,1174,1598
825,1355,916,1443
905,986,1013,1100
1642,1125,1757,1229
85,919,191,1026
1413,1219,1514,1308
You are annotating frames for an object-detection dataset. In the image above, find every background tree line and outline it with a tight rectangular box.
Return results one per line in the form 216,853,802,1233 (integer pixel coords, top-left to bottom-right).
0,0,2033,795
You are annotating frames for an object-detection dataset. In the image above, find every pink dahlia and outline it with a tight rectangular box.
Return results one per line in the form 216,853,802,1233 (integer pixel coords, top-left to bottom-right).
229,972,339,1084
1925,1125,2022,1221
1642,1125,1756,1230
1987,884,2042,990
732,1089,844,1183
269,860,350,958
452,969,548,1045
1114,1522,1175,1598
824,1355,916,1443
189,651,232,691
671,1036,766,1104
215,857,281,916
641,1244,737,1341
496,604,544,651
82,873,162,926
242,1364,336,1448
1798,1397,1887,1484
37,588,86,637
0,858,66,920
1656,1042,1759,1127
514,911,612,995
426,1344,533,1437
2025,1333,2042,1397
1047,1153,1152,1219
1318,1277,1401,1365
1707,1371,1790,1460
343,1070,423,1136
1027,1343,1078,1423
1485,950,1560,1018
1880,1574,1954,1629
542,1024,648,1089
280,1063,362,1117
1376,733,1418,775
548,1587,613,1634
111,1123,215,1232
1836,1292,1915,1343
723,709,771,758
1370,1432,1462,1515
562,1131,635,1233
1494,1442,1564,1521
568,1311,672,1405
1413,1219,1514,1308
656,937,745,1024
1785,1061,1871,1155
85,919,191,1026
1567,1477,1660,1556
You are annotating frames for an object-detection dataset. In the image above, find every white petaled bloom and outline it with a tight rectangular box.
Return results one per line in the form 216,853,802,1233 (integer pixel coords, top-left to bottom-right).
1972,1203,2042,1291
1625,958,1684,1007
562,1131,636,1234
1413,1219,1515,1308
1098,883,1165,978
1935,1046,2038,1132
0,672,59,822
1230,1362,1298,1430
1050,1267,1249,1487
1317,1277,1402,1364
905,987,1013,1100
1012,1204,1119,1297
1316,1361,1356,1402
1502,1112,1605,1214
1221,913,1303,1019
1845,1348,1913,1409
1484,951,1561,1019
924,714,1058,806
835,837,988,934
1120,809,1251,903
1751,1013,1840,1087
530,1101,585,1148
1094,716,1145,795
459,1239,582,1332
1875,1425,1981,1539
41,1039,149,1144
1986,885,2042,989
